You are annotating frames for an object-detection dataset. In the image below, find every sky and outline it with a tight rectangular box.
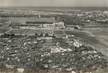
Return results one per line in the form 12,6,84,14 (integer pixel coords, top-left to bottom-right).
0,0,108,7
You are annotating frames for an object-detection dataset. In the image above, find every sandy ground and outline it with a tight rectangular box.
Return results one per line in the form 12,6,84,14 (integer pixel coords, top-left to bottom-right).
66,28,108,58
81,28,108,58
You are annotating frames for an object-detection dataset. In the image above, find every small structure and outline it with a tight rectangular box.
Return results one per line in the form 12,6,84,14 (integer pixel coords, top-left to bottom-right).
54,30,66,38
17,68,24,73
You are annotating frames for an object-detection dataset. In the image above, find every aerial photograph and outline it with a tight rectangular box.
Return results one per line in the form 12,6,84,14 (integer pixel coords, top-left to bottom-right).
0,0,108,73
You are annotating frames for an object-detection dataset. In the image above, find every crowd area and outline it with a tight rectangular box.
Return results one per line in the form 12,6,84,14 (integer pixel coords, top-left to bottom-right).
0,35,107,72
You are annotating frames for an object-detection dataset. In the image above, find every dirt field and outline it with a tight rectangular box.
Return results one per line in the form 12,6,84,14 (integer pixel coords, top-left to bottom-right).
82,28,108,58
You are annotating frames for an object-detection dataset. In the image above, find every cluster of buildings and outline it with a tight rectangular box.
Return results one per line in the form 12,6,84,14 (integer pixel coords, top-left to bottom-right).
0,31,107,73
0,14,65,38
10,17,65,30
0,8,108,73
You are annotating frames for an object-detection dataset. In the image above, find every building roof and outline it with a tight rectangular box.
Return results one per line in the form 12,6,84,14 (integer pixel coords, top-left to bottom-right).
26,17,56,24
7,29,54,35
7,29,41,35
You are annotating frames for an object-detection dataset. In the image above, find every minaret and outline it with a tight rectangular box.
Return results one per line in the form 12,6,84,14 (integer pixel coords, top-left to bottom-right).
38,13,41,18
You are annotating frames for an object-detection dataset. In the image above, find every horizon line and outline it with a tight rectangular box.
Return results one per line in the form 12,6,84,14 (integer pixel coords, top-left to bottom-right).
0,6,108,8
